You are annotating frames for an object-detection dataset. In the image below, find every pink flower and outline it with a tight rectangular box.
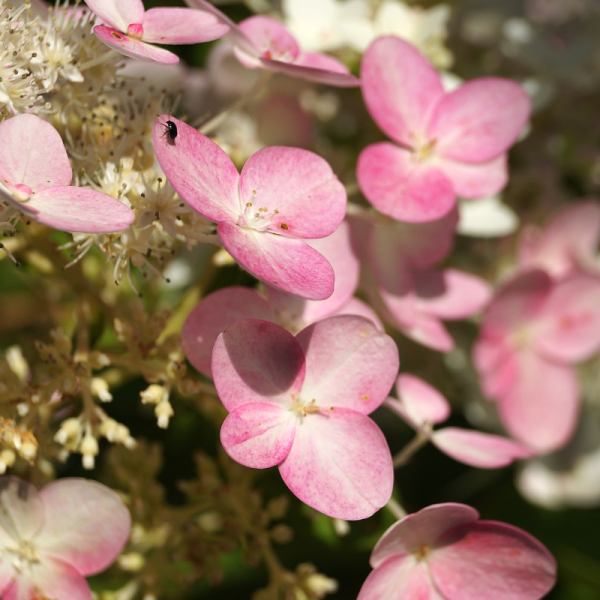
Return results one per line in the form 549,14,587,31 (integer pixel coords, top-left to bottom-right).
0,115,134,233
385,374,532,468
152,116,347,300
0,476,131,600
85,0,229,64
212,315,399,520
358,503,556,600
357,36,531,222
185,0,359,87
474,269,600,453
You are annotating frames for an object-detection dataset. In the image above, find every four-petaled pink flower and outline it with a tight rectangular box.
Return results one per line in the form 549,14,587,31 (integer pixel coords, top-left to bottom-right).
153,116,347,300
185,0,359,87
86,0,229,64
0,476,131,600
358,503,556,600
212,315,399,520
0,114,135,233
358,36,531,222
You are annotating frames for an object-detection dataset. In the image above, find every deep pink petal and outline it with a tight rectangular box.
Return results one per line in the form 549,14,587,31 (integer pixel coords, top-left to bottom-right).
296,316,399,414
428,78,531,163
436,155,508,199
431,428,533,468
473,336,520,400
0,114,71,193
429,521,556,600
26,187,135,233
279,408,393,520
371,503,479,567
396,374,450,426
259,57,360,87
361,36,444,146
357,143,455,223
36,479,131,576
0,477,44,544
142,8,228,44
84,0,143,32
238,147,346,238
182,287,275,378
221,402,296,468
211,319,306,412
152,117,240,223
217,222,335,300
238,15,299,61
93,26,179,63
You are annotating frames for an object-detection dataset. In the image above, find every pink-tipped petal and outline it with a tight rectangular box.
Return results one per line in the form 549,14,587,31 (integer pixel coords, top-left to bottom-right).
357,143,455,223
279,408,393,520
36,479,131,576
437,155,508,199
428,78,531,163
0,114,71,192
142,8,229,44
361,36,444,146
217,222,335,300
212,319,306,411
152,117,240,222
296,316,399,414
238,147,346,238
238,15,299,61
260,57,360,87
182,287,275,378
396,374,450,426
26,187,135,233
84,0,144,32
221,402,296,468
429,521,556,600
0,477,44,543
93,26,180,63
431,428,533,468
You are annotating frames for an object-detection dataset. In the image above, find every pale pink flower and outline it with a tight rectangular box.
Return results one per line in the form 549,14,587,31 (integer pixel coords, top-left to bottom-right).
211,315,399,519
0,476,131,600
385,374,532,468
474,269,600,453
185,0,359,87
357,36,531,222
152,116,347,300
358,503,556,600
0,114,134,233
85,0,229,64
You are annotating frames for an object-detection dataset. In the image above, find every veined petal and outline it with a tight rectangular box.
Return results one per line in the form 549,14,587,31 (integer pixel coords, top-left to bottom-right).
0,477,44,545
93,26,179,64
436,155,508,199
84,0,144,33
238,15,300,60
142,8,228,44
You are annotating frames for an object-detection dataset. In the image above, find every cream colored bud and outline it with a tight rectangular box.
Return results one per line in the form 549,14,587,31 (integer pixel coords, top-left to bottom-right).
0,449,16,473
16,403,29,417
305,574,338,596
155,400,173,429
90,352,111,368
99,418,119,442
332,518,350,537
55,417,81,444
6,346,29,381
91,377,113,402
81,432,99,470
19,441,37,461
140,384,167,405
117,552,145,572
197,511,223,532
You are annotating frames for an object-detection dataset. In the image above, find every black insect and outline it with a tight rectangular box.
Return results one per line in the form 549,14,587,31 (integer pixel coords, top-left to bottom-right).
159,117,178,145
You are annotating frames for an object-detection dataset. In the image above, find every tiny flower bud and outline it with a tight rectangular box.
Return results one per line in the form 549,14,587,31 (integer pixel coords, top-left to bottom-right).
305,574,338,596
117,552,145,572
6,346,29,381
0,449,16,474
155,400,173,429
81,432,99,470
91,377,113,402
140,384,167,405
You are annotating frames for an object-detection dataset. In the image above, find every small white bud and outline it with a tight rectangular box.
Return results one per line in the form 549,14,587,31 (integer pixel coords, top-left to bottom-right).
155,400,173,429
91,377,113,402
140,384,167,405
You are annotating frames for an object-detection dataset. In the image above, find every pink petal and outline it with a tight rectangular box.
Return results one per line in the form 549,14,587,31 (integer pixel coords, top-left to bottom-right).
26,187,135,233
152,117,241,223
371,503,479,567
294,52,359,87
428,78,531,163
533,273,600,363
93,26,179,64
436,155,508,199
413,269,492,320
357,143,455,223
221,402,296,468
182,287,275,378
431,428,533,468
331,297,384,330
429,521,556,600
296,316,399,414
259,57,360,87
36,479,131,576
396,374,450,426
84,0,144,32
237,15,300,61
279,408,393,520
0,114,71,193
142,7,229,44
217,222,335,300
211,319,306,412
0,477,44,543
498,349,579,453
473,336,520,399
238,147,346,238
361,36,444,146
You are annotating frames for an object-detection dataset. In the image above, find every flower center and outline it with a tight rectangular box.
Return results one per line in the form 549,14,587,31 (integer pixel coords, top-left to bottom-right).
127,23,144,39
5,539,41,573
414,544,431,561
237,190,279,232
413,138,437,163
291,397,334,420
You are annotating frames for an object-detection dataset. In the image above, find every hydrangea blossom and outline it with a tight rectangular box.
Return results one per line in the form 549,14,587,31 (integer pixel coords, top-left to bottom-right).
0,476,130,600
358,36,530,222
211,315,399,520
357,503,556,600
152,116,347,300
0,114,134,233
85,0,229,64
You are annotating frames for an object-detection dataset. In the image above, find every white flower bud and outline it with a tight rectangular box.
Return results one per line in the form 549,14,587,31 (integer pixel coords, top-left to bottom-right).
80,432,99,470
140,384,167,405
91,377,113,402
155,400,173,429
6,346,29,381
117,552,145,572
